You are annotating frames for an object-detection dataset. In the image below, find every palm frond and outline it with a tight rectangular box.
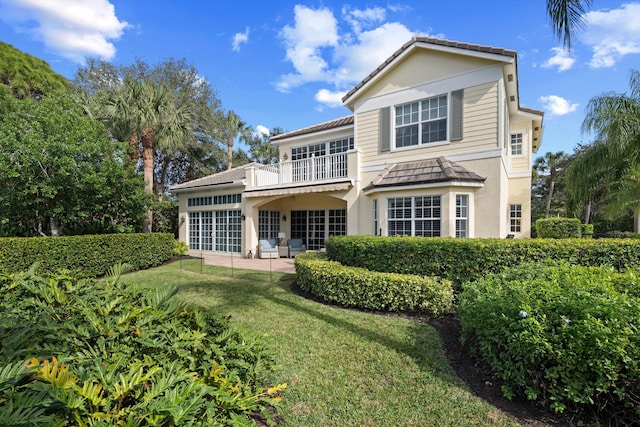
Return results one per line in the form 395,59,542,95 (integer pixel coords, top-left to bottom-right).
546,0,592,49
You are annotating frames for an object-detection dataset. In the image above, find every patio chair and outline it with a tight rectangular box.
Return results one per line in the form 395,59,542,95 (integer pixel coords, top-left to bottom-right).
287,239,306,257
258,239,278,259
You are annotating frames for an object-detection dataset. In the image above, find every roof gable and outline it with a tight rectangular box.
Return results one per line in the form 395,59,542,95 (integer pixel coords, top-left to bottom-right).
343,36,516,107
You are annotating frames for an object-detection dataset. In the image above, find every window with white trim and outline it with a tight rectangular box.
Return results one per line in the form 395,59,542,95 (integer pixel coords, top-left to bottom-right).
388,196,441,237
456,194,468,238
510,133,523,155
510,204,522,232
395,95,447,148
373,199,378,235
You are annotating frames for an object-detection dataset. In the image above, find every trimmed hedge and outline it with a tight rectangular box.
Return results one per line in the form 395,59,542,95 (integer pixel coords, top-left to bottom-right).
0,233,174,276
459,262,640,421
325,235,640,290
535,217,582,238
294,252,454,316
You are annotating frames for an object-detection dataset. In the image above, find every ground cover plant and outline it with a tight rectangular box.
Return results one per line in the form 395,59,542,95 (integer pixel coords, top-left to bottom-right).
0,264,284,426
459,262,640,423
123,261,528,426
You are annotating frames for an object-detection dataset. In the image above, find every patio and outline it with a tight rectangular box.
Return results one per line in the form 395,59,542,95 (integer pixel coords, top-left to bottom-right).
191,251,296,274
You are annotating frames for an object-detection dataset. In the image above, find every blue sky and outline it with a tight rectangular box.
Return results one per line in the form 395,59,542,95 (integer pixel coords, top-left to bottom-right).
1,0,639,159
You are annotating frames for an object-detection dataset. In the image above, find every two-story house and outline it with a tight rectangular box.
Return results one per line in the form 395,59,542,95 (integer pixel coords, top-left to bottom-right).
171,37,543,256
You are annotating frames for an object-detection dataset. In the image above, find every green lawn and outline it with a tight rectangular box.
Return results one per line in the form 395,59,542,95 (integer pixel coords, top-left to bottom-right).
124,261,519,426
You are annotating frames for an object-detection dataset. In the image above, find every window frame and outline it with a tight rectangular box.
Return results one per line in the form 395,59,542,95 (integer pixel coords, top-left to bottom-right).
393,94,448,150
510,132,523,156
455,194,469,238
509,204,522,233
387,195,441,237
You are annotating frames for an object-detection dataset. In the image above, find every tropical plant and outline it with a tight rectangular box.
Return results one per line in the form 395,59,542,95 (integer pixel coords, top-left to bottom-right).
98,78,193,232
533,151,570,218
567,69,640,230
546,0,593,49
216,110,253,170
0,266,285,425
247,126,282,165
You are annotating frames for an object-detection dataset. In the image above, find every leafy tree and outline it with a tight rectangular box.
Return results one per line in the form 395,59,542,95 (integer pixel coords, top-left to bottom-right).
0,41,68,99
533,151,570,219
0,89,146,236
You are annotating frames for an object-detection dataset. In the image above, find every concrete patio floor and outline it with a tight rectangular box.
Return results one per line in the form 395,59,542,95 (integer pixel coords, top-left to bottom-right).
188,251,296,274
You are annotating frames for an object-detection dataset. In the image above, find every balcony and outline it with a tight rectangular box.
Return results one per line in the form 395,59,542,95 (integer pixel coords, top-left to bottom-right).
246,151,356,190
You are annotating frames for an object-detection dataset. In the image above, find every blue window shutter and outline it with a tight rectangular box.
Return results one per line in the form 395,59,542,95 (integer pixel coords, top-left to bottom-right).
379,107,390,152
450,89,464,141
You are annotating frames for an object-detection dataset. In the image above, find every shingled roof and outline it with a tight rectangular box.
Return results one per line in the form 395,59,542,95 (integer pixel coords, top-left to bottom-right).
170,162,261,192
364,157,486,192
270,115,354,142
343,36,516,103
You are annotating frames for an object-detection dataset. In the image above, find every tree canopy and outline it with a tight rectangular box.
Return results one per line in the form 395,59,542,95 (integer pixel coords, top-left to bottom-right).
0,41,68,99
0,87,146,236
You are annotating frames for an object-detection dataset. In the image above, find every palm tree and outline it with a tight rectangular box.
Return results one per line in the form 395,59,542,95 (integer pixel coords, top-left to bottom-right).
100,78,192,232
546,0,593,49
534,151,569,218
216,110,253,170
567,69,640,230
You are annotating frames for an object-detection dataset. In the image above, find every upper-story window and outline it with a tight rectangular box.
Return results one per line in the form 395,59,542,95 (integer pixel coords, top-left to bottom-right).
510,133,523,155
395,95,447,148
292,137,354,159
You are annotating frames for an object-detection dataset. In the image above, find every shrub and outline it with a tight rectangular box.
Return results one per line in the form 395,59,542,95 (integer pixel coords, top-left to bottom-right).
458,262,640,420
535,217,582,238
173,239,189,255
581,223,594,238
0,233,174,276
295,252,454,316
0,265,285,425
325,235,640,291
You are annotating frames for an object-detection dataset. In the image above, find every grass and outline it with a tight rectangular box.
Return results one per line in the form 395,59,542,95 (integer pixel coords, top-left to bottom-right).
123,261,519,426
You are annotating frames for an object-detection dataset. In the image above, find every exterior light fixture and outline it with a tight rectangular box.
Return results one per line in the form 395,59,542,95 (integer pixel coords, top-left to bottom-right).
282,215,287,222
283,153,288,161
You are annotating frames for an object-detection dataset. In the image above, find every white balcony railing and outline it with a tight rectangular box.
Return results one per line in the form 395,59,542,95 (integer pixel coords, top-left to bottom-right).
250,152,350,188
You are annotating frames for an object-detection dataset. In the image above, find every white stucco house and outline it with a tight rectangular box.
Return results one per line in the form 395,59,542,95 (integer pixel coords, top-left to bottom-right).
171,37,543,257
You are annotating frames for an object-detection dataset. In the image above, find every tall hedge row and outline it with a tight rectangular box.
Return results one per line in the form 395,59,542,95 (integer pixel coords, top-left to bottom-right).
325,235,640,289
0,233,174,276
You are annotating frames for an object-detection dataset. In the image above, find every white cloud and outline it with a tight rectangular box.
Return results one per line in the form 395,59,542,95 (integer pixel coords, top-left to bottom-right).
276,5,429,108
276,5,339,92
0,0,129,63
541,47,575,72
539,95,579,116
232,27,250,52
315,88,347,107
255,125,270,136
342,6,386,34
583,3,640,68
333,22,416,84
